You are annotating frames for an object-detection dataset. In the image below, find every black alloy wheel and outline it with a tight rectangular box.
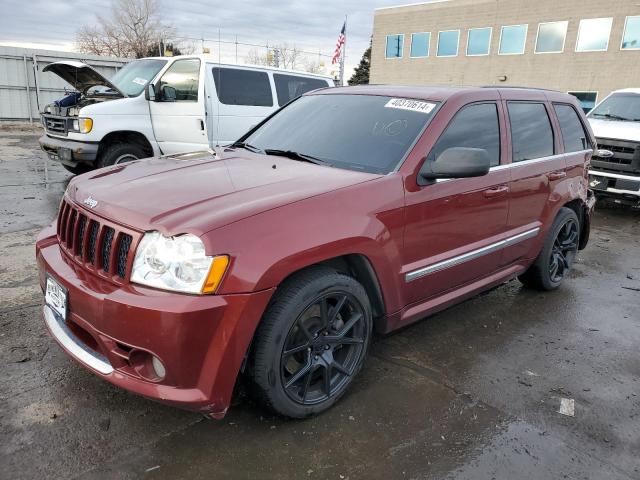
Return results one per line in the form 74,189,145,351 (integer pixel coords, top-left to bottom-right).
519,207,580,291
280,292,366,405
250,267,372,418
549,218,579,283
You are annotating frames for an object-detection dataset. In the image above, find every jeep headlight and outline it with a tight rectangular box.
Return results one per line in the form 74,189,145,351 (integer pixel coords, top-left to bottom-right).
131,231,229,294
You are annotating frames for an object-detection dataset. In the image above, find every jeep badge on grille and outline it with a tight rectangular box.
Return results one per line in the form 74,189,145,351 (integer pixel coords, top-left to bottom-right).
83,196,98,209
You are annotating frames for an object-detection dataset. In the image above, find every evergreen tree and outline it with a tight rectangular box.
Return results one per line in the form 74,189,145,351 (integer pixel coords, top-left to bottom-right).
348,39,371,86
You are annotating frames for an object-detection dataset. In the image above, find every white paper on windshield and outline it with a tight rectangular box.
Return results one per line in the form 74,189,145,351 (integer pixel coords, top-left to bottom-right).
132,77,147,85
385,98,436,114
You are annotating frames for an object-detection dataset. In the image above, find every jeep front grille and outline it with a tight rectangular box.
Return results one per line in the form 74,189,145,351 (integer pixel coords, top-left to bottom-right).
57,199,139,282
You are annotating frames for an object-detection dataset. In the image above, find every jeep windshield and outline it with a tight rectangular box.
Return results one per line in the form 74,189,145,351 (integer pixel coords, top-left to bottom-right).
108,59,168,97
241,94,439,174
589,93,640,122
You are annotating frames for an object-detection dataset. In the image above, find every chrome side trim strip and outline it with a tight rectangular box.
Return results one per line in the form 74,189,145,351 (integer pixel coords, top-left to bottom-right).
405,227,540,283
43,305,114,375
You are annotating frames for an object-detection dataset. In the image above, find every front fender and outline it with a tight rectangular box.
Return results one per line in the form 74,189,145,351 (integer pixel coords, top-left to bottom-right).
205,175,407,315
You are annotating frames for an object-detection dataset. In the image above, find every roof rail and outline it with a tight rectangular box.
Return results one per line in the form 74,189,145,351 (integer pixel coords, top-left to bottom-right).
481,85,561,93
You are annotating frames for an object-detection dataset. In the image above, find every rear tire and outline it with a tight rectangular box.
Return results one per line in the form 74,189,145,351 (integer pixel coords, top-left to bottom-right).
519,207,580,291
97,143,147,168
250,267,373,418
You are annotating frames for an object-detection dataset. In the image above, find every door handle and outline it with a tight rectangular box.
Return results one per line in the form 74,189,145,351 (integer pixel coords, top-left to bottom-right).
199,119,205,130
547,171,566,181
483,185,509,198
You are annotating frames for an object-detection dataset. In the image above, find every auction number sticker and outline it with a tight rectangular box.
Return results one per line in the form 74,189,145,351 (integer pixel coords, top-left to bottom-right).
385,98,436,114
132,77,147,86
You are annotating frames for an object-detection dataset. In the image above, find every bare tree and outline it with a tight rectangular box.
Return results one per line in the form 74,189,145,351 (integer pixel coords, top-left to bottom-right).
276,43,302,70
76,0,176,58
245,48,271,66
303,58,326,74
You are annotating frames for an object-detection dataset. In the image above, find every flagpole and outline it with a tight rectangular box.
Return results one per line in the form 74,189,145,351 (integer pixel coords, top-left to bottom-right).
340,15,347,86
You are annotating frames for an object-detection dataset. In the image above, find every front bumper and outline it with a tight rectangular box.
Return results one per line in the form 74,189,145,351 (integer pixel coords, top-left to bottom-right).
39,134,99,166
589,169,640,199
36,226,274,417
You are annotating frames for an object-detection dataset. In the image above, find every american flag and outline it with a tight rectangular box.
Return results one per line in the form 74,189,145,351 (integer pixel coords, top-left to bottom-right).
332,22,346,65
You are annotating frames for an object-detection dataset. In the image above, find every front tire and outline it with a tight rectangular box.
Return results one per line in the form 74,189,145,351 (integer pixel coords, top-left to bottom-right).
61,163,91,175
519,207,580,291
97,143,146,168
250,267,373,418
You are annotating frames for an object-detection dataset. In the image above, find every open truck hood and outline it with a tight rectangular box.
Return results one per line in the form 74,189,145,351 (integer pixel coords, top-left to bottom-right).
43,61,125,96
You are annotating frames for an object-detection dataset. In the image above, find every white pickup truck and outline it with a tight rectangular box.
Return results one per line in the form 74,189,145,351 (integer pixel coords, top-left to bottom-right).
39,54,334,173
587,89,640,208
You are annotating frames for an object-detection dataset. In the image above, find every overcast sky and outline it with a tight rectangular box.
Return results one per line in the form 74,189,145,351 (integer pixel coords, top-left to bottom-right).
0,0,433,76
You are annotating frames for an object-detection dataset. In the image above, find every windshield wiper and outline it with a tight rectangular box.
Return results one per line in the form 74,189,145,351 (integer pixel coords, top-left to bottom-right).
591,113,632,121
229,141,264,154
264,149,330,166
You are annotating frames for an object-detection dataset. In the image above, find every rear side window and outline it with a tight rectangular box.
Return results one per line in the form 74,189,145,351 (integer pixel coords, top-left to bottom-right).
508,102,554,162
429,103,501,166
212,68,273,106
273,74,329,106
554,104,590,152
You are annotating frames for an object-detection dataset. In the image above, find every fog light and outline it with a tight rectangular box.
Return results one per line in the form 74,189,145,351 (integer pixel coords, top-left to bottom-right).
151,356,166,379
129,349,166,381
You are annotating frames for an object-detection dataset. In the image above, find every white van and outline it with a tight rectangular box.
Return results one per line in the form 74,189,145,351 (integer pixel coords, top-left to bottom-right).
39,55,334,173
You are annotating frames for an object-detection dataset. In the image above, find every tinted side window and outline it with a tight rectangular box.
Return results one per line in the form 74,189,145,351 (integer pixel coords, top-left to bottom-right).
508,102,554,162
554,104,589,152
429,103,501,166
273,74,328,106
212,68,273,106
158,59,200,101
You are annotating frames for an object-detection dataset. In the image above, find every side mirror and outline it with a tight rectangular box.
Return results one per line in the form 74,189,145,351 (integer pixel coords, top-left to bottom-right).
419,147,491,183
145,83,156,102
160,85,177,102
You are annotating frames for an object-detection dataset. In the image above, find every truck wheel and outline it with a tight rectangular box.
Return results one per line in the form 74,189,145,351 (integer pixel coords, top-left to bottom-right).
251,267,372,418
61,164,90,176
518,207,580,291
97,143,147,168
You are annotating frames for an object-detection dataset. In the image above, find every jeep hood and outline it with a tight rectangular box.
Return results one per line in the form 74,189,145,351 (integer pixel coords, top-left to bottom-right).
67,151,379,235
588,118,640,143
43,61,125,96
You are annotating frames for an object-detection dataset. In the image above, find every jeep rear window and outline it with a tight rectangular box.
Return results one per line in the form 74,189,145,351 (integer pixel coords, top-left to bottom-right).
243,94,439,174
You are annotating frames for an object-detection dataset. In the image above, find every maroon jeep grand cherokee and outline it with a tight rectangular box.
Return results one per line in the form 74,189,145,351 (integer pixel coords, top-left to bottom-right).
36,86,595,418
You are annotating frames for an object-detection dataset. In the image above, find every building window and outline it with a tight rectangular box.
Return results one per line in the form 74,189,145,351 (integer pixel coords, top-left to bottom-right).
621,16,640,50
385,34,404,58
410,32,430,57
535,21,568,53
499,25,528,55
568,91,598,113
466,27,492,56
437,30,460,57
576,18,612,52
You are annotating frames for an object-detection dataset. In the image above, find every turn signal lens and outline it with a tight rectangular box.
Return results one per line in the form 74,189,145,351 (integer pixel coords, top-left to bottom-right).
202,255,230,294
79,117,93,133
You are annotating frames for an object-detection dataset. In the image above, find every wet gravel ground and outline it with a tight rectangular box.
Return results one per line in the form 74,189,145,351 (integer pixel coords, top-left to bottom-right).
1,123,639,480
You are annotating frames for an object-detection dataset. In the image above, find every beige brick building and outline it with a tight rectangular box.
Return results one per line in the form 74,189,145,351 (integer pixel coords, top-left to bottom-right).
370,0,640,111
